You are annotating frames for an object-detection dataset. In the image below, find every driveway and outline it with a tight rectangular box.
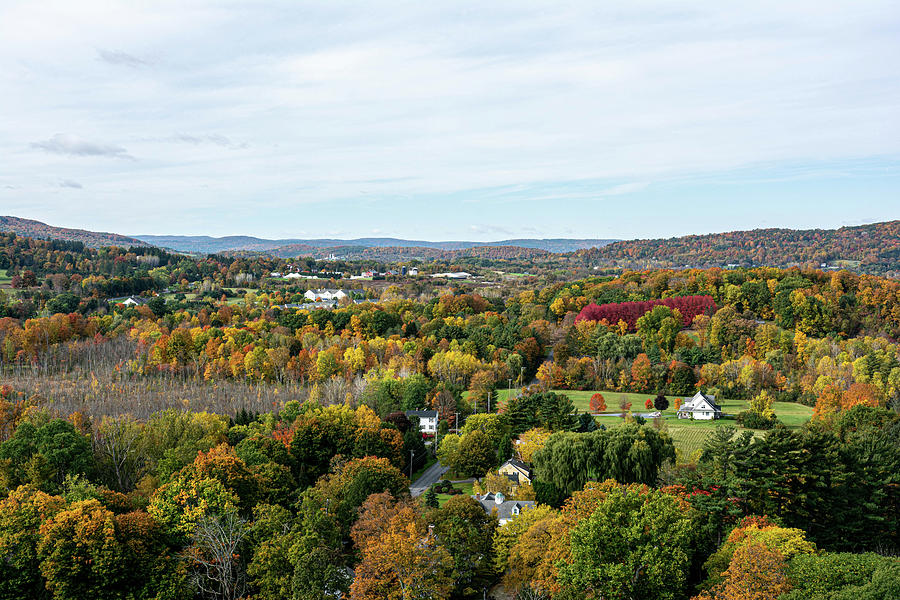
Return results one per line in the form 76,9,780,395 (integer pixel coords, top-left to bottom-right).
410,460,449,497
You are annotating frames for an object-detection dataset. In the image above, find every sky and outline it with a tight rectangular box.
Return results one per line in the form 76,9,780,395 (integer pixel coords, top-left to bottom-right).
1,1,899,241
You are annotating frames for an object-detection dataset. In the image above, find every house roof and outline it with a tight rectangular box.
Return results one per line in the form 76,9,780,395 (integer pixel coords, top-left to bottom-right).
405,410,438,419
677,392,721,412
473,495,536,521
501,458,532,477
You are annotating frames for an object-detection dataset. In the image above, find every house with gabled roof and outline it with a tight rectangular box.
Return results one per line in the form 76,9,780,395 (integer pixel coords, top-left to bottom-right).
405,409,438,435
677,391,722,420
498,458,532,488
473,492,536,526
120,296,147,307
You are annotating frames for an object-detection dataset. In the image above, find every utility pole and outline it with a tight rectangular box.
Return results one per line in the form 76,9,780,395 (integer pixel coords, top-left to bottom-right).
410,449,415,480
454,411,459,433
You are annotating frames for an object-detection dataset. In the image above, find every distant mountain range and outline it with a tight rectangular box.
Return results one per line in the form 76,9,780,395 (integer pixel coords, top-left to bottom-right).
3,215,900,275
133,234,618,255
0,216,148,248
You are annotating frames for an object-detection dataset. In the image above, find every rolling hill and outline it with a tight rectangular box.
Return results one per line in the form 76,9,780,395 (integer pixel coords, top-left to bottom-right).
5,215,900,276
576,220,900,275
134,234,617,255
0,216,148,249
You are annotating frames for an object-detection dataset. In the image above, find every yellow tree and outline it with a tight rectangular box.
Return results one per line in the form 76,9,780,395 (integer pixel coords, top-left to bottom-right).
350,497,452,600
748,390,775,419
516,428,552,463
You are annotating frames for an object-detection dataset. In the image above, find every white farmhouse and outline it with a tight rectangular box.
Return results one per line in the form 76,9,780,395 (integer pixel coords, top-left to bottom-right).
677,391,722,420
121,296,147,307
405,409,439,435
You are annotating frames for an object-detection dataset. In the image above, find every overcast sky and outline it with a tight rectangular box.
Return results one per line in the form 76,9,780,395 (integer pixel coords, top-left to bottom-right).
1,1,898,241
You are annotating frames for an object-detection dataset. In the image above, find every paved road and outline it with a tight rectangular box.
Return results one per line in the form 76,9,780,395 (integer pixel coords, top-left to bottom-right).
410,460,449,497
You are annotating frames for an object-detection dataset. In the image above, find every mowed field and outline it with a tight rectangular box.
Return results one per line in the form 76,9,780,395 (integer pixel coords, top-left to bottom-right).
0,269,11,287
494,388,814,457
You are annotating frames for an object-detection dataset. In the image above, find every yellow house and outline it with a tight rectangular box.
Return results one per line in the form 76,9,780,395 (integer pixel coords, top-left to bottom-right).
498,458,532,489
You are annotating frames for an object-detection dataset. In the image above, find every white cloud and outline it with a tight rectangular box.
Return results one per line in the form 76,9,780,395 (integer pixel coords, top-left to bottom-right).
31,134,134,160
96,49,152,68
0,0,897,237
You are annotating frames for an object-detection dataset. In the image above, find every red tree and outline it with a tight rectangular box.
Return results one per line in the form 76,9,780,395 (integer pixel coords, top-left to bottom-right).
589,393,607,413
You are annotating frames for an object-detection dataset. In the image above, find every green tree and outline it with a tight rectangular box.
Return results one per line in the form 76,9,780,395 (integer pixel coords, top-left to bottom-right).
247,495,349,600
636,305,682,355
782,552,900,600
505,390,579,434
558,485,695,600
532,425,675,496
314,456,409,537
459,413,510,447
452,430,497,479
0,417,94,493
427,495,498,597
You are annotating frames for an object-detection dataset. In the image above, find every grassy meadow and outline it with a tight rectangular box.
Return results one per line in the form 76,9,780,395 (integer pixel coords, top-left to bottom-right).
492,388,814,457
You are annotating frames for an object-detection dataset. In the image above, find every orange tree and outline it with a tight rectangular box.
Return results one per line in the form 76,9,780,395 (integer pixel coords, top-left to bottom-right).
350,493,452,600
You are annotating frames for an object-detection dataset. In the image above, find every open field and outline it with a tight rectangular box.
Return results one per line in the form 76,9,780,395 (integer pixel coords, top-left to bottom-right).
493,388,814,456
0,269,11,287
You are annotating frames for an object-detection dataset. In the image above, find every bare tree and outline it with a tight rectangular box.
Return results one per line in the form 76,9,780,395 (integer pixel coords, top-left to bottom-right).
92,414,146,492
187,512,249,600
320,377,348,406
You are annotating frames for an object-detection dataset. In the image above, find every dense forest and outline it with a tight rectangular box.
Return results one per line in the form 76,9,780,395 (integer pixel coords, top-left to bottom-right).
0,216,148,249
0,231,898,599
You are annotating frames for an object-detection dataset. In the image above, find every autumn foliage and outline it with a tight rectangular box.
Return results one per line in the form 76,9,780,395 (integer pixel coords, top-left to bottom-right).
575,295,717,330
588,393,606,413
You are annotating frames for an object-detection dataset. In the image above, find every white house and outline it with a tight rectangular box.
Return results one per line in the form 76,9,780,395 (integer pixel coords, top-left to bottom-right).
304,289,348,302
121,296,147,307
405,410,438,435
677,392,722,420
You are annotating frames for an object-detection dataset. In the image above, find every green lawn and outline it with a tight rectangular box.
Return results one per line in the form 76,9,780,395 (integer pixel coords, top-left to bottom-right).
494,388,814,458
0,269,11,287
435,481,474,506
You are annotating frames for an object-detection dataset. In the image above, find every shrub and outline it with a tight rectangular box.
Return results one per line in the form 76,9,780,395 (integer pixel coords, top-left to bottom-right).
736,411,779,430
